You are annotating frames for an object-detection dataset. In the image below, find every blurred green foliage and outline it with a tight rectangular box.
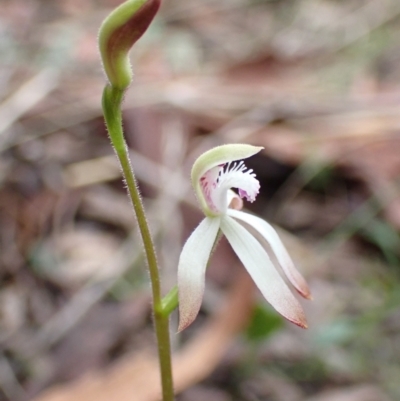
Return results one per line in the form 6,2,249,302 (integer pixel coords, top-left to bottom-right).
246,304,284,342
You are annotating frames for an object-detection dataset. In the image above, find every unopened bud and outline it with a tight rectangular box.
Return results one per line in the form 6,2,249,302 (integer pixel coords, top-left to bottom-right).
99,0,161,90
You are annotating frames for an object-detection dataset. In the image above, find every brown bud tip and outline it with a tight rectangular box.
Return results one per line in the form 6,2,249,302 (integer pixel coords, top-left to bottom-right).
99,0,161,90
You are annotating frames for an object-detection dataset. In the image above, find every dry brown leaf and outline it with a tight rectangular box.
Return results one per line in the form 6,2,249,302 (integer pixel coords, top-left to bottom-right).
32,270,254,401
34,228,121,287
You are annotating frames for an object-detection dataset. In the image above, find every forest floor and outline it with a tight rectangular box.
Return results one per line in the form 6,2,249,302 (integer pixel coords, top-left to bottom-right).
0,0,400,400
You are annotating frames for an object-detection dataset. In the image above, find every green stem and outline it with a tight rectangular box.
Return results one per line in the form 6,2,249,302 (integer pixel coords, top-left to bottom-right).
161,286,178,316
102,85,174,401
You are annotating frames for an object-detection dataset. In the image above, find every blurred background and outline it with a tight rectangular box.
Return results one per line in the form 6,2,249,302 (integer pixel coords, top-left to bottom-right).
0,0,400,400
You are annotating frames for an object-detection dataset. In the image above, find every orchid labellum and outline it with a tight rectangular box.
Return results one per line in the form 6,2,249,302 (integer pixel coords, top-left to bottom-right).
178,144,311,332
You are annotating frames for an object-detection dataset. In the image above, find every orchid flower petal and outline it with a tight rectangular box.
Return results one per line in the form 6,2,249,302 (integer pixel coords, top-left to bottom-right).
178,216,221,332
207,161,260,214
191,144,263,216
227,209,312,300
220,215,307,328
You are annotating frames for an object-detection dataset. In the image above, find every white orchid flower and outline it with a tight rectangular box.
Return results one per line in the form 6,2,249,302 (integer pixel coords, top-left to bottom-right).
178,144,311,332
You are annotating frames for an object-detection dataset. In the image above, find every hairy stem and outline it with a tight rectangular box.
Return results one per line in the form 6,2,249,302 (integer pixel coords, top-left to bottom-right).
102,85,174,401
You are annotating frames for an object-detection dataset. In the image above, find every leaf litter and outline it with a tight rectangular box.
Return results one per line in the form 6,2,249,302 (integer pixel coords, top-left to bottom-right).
0,0,399,400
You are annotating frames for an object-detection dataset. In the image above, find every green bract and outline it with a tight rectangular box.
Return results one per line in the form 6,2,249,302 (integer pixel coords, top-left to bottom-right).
99,0,161,90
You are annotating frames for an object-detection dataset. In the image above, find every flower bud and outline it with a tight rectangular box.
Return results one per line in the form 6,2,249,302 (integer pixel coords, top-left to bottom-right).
99,0,161,90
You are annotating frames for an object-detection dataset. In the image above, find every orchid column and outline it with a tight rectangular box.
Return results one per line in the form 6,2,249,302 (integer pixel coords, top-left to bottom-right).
98,1,175,400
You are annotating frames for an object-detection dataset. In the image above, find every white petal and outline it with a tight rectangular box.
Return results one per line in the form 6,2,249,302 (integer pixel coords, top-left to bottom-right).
227,209,311,299
178,216,221,331
220,215,307,328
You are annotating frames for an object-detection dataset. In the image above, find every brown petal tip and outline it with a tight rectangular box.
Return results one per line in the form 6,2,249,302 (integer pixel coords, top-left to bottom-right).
286,308,309,329
299,288,313,301
292,318,308,329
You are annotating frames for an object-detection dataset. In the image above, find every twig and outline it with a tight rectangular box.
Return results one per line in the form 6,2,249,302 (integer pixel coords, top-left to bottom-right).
0,69,59,148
